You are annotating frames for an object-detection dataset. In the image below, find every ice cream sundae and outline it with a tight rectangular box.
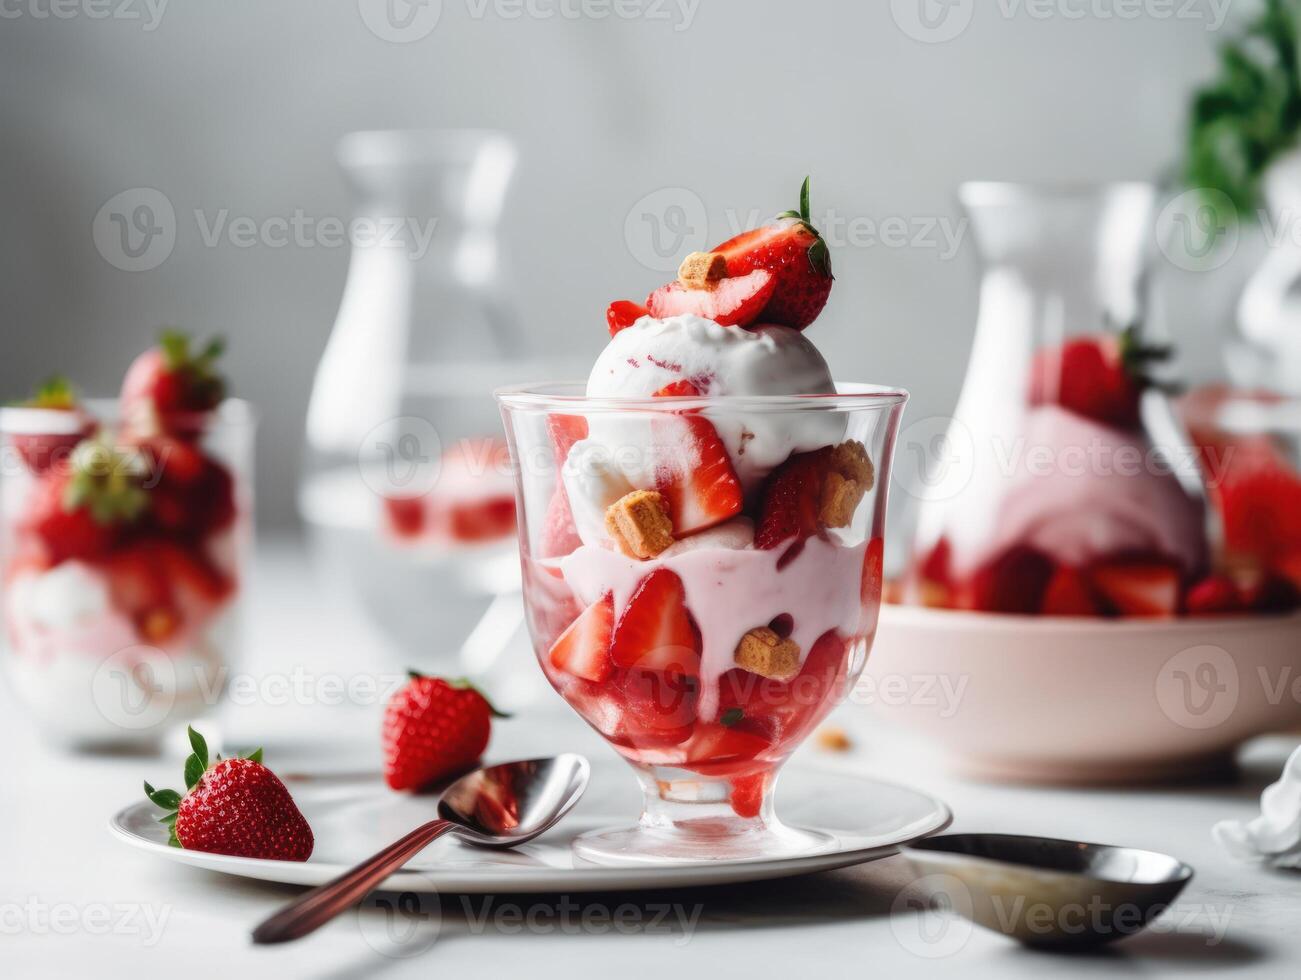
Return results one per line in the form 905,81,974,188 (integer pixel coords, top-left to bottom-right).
499,180,906,854
1,333,249,746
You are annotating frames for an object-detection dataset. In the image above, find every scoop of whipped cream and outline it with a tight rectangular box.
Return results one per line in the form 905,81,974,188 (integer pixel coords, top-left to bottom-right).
564,315,842,546
1213,745,1301,868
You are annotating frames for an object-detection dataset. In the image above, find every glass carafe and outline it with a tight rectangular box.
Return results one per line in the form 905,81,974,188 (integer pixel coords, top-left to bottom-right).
301,130,547,703
904,183,1210,616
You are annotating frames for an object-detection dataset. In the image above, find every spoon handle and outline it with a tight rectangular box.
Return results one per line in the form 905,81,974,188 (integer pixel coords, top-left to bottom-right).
251,819,458,944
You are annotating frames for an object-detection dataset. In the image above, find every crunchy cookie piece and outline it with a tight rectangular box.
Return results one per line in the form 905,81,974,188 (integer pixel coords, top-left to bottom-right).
734,627,801,681
816,726,852,752
819,439,875,528
677,251,728,289
605,489,674,559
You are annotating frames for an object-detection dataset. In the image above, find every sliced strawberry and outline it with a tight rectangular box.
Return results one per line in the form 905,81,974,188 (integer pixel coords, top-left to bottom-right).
711,178,833,331
538,479,583,558
10,377,93,475
683,723,772,775
610,668,697,745
728,771,770,819
649,381,743,535
1186,575,1245,616
859,536,885,635
443,496,516,543
1040,566,1101,616
610,568,701,677
104,545,173,620
384,495,425,538
548,593,614,683
1088,560,1180,618
546,414,588,465
754,447,831,551
959,546,1055,614
149,540,233,603
646,269,776,328
606,300,649,336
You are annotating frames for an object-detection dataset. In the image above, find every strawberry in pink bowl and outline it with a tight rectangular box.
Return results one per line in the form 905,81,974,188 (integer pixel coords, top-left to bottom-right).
498,178,908,864
1,331,253,749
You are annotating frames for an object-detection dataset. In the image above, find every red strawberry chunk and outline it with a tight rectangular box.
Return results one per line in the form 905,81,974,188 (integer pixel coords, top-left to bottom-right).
960,546,1055,614
610,568,701,677
755,447,831,551
728,771,770,819
1186,575,1245,616
607,300,649,336
1040,566,1101,616
610,668,697,745
384,495,425,538
859,536,885,634
538,479,583,557
713,222,832,331
683,723,772,775
546,413,588,464
649,382,743,535
548,593,614,683
1088,560,1181,618
646,269,776,328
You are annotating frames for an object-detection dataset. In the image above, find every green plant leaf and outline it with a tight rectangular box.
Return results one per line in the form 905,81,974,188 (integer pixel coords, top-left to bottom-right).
144,783,182,811
799,176,811,223
187,726,209,770
720,708,744,727
245,747,264,764
183,754,204,790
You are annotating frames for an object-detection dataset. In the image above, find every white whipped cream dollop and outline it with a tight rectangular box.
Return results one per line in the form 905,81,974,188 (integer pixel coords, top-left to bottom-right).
565,315,843,546
9,561,113,629
1213,745,1301,868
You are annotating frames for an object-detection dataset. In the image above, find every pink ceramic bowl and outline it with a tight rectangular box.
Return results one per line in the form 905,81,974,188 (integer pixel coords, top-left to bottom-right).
863,605,1301,784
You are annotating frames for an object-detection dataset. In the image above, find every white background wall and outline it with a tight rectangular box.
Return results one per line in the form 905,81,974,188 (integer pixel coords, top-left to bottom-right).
0,0,1253,525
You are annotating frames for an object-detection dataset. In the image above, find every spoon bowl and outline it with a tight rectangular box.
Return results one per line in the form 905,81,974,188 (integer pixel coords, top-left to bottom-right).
252,754,590,944
900,833,1193,950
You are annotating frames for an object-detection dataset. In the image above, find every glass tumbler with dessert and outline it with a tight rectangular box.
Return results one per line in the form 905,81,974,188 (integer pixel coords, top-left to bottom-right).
499,180,907,863
1,333,252,749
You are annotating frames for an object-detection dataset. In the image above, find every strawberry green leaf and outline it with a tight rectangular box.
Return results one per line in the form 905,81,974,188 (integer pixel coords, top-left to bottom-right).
143,782,182,811
183,754,204,790
187,726,209,770
245,747,264,764
720,708,744,728
799,176,811,223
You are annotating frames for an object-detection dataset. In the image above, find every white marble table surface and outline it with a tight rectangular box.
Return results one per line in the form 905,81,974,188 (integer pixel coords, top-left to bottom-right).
4,537,1298,978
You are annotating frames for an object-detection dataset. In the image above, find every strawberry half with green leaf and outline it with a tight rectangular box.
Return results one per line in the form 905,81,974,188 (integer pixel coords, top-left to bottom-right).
383,673,509,791
9,376,94,475
1028,326,1174,431
121,330,227,436
711,176,834,330
23,436,150,562
143,727,313,861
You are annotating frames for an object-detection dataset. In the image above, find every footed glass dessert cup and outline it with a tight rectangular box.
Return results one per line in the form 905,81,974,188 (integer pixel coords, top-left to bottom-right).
0,398,254,749
498,383,906,865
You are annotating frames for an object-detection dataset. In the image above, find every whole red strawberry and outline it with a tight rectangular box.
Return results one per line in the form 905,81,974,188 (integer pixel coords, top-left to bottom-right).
383,673,507,791
1028,327,1172,431
23,437,150,562
9,376,94,475
121,330,227,437
144,728,313,861
711,177,834,330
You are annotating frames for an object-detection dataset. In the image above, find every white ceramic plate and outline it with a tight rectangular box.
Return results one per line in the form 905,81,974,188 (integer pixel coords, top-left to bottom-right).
108,761,951,892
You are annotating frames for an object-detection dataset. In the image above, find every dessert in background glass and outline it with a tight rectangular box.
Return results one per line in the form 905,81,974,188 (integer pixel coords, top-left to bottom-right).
903,182,1233,618
300,130,560,702
1,336,253,748
499,179,907,863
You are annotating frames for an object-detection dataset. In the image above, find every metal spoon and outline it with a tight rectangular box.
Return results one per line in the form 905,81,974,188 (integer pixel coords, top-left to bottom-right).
900,833,1193,950
251,754,590,944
